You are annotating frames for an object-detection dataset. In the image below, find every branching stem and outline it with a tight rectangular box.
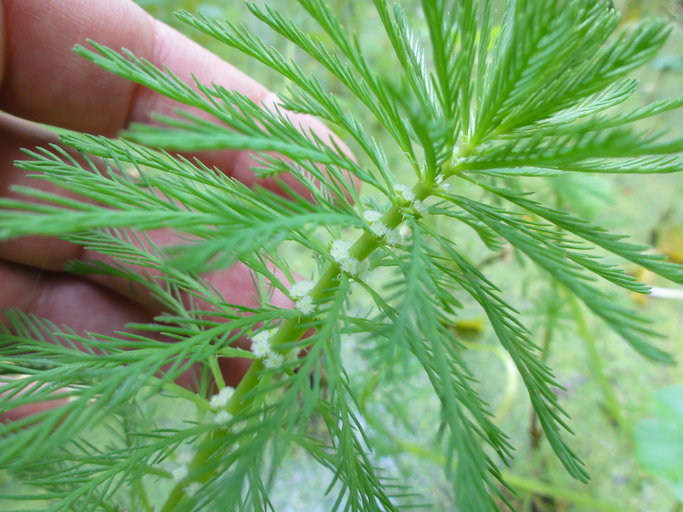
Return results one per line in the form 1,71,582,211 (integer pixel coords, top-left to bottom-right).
159,182,433,510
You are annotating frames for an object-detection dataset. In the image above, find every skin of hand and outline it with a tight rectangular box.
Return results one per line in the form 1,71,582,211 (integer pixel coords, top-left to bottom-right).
0,0,349,420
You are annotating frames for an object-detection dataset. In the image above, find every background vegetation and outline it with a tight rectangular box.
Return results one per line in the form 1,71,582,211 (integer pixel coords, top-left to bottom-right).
2,0,682,510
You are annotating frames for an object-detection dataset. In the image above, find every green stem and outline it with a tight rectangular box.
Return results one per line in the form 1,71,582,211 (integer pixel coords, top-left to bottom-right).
207,357,225,390
158,185,431,511
566,292,623,427
160,482,186,512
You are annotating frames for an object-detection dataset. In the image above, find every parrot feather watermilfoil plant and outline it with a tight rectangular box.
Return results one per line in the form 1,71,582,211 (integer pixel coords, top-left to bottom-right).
1,0,683,510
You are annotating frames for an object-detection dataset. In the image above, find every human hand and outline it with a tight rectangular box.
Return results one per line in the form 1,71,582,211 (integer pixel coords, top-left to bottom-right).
0,0,344,420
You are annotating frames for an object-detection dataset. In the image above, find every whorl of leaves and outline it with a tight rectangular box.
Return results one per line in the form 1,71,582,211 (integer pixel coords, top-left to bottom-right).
1,0,682,510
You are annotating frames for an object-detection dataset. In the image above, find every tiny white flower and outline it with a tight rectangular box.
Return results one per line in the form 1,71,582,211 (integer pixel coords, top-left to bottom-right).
264,352,284,369
290,280,315,299
330,240,352,262
172,465,189,483
331,239,361,276
369,221,389,237
251,331,272,359
395,184,415,202
185,482,202,497
362,209,383,223
362,210,391,239
209,386,235,410
339,257,361,276
214,410,233,425
290,280,317,314
330,239,370,277
295,296,316,315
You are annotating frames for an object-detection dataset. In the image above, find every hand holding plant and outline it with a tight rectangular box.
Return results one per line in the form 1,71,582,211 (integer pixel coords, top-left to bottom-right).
1,0,683,510
0,0,342,420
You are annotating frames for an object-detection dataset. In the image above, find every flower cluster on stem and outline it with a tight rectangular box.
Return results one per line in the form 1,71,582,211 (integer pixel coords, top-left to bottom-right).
250,330,284,368
289,280,316,314
363,209,402,245
160,183,431,511
330,239,366,277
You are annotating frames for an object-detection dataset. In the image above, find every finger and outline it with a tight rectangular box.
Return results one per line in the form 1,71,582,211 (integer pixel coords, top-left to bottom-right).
0,0,353,195
0,114,301,300
0,259,159,337
0,260,252,383
80,226,295,315
0,260,253,421
0,0,263,135
0,121,298,396
0,114,86,270
0,224,294,369
0,116,294,322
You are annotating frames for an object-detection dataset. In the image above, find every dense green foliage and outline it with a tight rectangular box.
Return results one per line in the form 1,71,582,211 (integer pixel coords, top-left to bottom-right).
1,0,682,510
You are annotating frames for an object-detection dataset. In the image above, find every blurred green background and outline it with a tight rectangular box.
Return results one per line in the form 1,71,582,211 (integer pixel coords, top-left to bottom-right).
2,1,683,510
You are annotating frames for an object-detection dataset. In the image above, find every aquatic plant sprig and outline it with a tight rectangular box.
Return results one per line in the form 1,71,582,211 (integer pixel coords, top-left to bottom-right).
2,0,683,510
